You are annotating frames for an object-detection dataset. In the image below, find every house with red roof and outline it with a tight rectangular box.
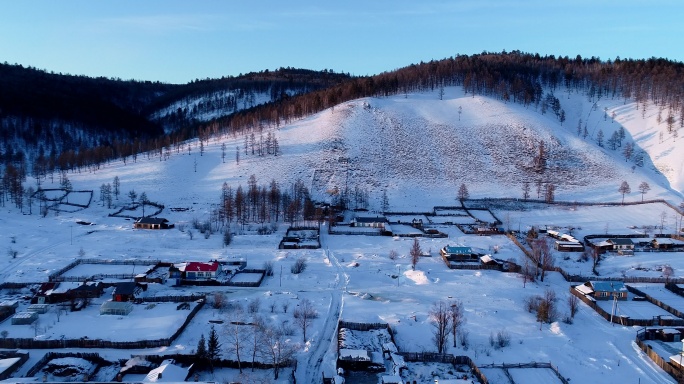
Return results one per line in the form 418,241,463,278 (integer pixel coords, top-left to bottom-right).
182,261,220,280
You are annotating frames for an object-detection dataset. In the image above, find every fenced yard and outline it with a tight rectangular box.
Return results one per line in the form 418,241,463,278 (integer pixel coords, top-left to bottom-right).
478,363,568,384
49,258,161,282
0,299,203,349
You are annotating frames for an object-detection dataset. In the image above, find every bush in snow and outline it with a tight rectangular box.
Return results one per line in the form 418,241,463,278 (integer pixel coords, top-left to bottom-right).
263,260,274,276
291,257,307,274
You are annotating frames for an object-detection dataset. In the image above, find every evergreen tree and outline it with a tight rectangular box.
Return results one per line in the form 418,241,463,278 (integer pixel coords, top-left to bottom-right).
208,325,221,361
196,334,208,361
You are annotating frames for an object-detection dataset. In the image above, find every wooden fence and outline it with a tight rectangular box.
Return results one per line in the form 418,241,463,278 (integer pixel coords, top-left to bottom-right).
338,321,389,332
143,294,206,303
398,353,487,384
48,258,162,282
25,352,105,378
626,285,684,321
477,362,569,384
226,269,266,287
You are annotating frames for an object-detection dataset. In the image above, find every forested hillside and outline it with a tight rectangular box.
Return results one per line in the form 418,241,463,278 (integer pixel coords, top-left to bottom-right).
0,64,351,174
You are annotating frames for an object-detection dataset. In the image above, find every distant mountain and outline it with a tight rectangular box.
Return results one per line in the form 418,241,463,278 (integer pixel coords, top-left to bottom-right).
0,63,352,167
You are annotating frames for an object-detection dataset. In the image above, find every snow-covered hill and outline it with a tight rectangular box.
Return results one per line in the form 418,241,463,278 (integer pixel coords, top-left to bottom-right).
52,85,682,214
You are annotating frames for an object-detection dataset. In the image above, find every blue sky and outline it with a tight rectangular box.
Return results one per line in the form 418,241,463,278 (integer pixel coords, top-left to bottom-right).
1,1,682,84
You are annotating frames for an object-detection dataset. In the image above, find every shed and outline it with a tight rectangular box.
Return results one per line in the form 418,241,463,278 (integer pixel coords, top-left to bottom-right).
480,254,501,266
554,241,584,252
11,312,38,325
659,328,682,342
0,301,18,310
27,304,49,314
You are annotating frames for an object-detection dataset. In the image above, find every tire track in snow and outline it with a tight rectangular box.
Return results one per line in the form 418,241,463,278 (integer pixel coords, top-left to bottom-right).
0,230,98,283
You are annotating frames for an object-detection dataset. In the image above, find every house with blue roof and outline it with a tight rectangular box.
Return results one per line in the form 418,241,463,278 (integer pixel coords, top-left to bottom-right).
576,281,628,301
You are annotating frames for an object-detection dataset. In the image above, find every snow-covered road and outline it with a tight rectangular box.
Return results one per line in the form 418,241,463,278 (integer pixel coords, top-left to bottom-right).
298,223,347,384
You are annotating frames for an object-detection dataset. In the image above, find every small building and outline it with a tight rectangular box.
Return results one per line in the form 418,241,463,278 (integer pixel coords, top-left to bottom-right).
100,300,133,316
0,301,19,310
607,238,634,251
658,328,683,342
26,304,49,314
184,261,220,280
480,254,501,266
554,241,585,252
578,281,628,301
112,282,144,302
0,307,15,323
586,238,613,254
279,236,301,249
134,217,174,230
652,237,684,250
11,311,38,325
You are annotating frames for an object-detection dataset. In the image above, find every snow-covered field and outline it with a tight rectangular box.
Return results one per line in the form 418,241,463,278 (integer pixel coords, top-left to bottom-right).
1,86,684,383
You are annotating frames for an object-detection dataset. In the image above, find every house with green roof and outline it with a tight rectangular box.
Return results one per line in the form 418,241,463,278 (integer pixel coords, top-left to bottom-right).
440,245,478,261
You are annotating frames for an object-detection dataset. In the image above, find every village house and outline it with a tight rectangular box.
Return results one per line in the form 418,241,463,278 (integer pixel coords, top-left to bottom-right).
112,282,145,302
133,217,174,230
576,281,628,301
185,261,220,279
170,261,221,281
350,216,388,229
607,238,635,251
